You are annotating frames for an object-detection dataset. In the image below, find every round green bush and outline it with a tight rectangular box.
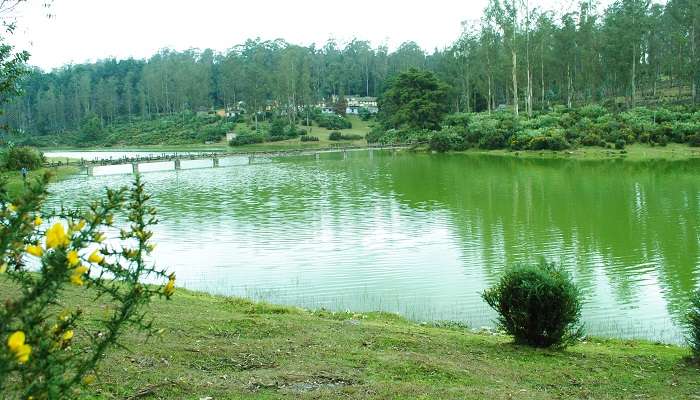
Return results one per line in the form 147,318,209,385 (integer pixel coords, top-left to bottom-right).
482,262,584,348
328,131,342,141
687,290,700,361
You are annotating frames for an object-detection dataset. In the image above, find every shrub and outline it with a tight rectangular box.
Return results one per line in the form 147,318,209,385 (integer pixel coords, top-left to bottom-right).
429,129,460,152
581,133,604,147
689,134,700,147
340,133,363,140
300,135,319,142
358,107,372,121
528,130,570,151
317,115,352,130
0,174,174,398
328,131,342,141
229,133,265,146
615,139,626,150
687,290,700,360
2,146,44,170
482,262,584,348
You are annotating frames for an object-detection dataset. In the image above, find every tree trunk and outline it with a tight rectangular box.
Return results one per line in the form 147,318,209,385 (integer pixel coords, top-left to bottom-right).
631,43,637,107
541,38,545,110
692,23,697,103
567,64,573,109
512,47,518,116
525,0,532,116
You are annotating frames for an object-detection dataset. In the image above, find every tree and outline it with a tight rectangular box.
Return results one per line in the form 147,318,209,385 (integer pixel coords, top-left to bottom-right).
378,69,449,131
334,95,347,117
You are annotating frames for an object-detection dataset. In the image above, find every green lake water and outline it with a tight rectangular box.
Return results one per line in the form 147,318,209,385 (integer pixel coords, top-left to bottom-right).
44,150,700,343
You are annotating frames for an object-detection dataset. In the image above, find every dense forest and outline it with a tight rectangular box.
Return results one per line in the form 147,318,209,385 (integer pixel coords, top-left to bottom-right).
0,0,698,140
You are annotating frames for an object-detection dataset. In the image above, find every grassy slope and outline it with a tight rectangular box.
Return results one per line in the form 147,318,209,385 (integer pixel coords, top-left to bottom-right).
1,164,79,198
2,281,696,399
225,115,372,152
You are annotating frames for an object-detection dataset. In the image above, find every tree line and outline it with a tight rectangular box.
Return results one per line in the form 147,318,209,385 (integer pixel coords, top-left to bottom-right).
1,0,698,138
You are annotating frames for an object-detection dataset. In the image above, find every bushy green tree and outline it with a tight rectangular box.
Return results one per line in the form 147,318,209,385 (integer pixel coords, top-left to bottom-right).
482,262,584,348
2,146,44,170
378,69,449,131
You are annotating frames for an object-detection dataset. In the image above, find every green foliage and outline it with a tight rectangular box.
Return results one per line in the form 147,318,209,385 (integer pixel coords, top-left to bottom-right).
328,131,342,141
482,262,584,348
316,115,352,130
1,146,44,170
0,174,174,398
378,69,449,131
79,113,103,143
299,135,319,142
229,132,265,146
687,290,700,360
358,107,372,121
328,131,364,141
429,128,462,152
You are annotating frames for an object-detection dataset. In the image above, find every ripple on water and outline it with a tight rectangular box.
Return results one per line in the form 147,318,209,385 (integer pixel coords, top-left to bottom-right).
43,151,700,344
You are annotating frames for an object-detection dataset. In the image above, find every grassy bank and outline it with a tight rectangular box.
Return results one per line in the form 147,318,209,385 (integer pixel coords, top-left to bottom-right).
1,164,79,198
1,280,696,399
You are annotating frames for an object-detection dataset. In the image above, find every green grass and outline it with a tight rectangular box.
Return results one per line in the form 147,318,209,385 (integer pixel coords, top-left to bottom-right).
1,280,697,399
1,165,79,199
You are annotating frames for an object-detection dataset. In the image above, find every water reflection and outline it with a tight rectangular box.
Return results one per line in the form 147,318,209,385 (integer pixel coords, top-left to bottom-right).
45,151,700,343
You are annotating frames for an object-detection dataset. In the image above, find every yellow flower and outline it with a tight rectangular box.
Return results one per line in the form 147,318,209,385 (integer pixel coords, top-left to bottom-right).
7,204,17,213
66,250,80,267
105,214,114,225
88,250,103,264
26,245,43,257
163,274,176,297
70,265,89,286
46,223,69,249
15,343,31,363
70,219,86,232
0,263,7,274
33,215,42,226
61,330,74,341
7,331,25,351
7,331,31,364
58,309,71,321
82,374,96,385
93,232,105,243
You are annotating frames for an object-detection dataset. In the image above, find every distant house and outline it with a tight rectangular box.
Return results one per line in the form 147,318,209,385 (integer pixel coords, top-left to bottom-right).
345,96,378,115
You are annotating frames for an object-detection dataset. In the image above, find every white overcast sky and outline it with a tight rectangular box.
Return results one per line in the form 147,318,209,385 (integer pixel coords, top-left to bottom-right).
10,0,608,71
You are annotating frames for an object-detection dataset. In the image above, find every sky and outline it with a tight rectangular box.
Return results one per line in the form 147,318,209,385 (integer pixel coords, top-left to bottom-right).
9,0,597,71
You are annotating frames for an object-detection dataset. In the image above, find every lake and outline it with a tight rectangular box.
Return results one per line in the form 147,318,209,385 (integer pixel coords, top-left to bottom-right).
43,150,700,343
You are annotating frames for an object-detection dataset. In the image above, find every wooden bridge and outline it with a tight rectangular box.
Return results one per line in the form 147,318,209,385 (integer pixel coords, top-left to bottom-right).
44,145,410,176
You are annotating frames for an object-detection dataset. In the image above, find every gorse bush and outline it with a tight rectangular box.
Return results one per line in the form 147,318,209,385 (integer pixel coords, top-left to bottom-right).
687,290,700,361
482,262,584,348
0,173,175,398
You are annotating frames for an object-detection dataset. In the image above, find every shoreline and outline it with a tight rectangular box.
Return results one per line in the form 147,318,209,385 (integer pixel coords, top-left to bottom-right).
39,142,700,161
1,280,696,398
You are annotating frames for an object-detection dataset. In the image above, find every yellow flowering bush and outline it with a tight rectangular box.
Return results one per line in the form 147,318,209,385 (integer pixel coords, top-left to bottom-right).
0,173,174,398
